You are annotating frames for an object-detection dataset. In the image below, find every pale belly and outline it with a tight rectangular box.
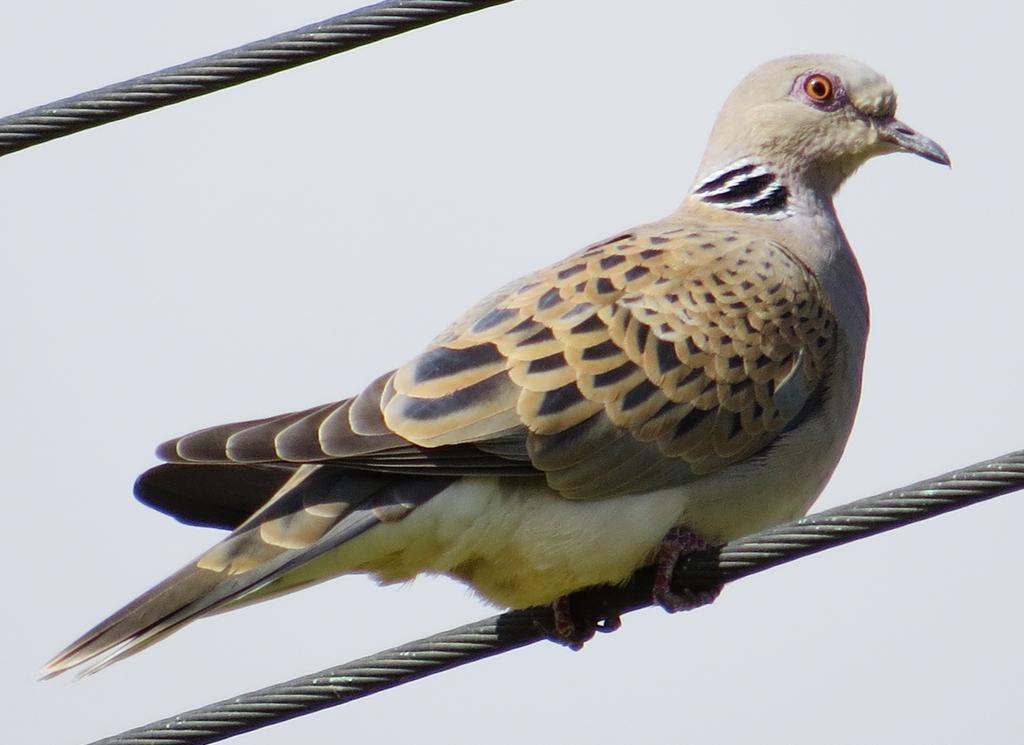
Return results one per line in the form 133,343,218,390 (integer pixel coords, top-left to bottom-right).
271,411,851,609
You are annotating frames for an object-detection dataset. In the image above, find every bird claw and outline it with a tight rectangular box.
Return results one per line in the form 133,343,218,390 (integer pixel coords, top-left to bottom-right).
540,525,720,648
654,584,723,613
542,596,622,650
653,525,723,613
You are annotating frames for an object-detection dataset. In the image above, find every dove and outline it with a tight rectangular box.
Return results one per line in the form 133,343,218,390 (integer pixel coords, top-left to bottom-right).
44,54,948,677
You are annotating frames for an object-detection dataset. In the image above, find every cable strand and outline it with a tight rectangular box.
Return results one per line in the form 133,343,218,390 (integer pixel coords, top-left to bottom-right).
0,0,515,157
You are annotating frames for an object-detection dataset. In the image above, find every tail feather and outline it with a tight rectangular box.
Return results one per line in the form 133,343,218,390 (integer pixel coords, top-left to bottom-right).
42,466,453,678
135,462,296,530
42,561,227,678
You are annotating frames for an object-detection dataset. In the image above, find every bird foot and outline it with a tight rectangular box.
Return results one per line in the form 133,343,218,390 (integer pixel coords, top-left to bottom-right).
539,525,719,648
543,596,622,650
653,525,723,613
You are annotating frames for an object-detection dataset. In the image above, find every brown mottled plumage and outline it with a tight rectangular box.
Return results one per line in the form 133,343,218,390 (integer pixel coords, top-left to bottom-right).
158,225,832,496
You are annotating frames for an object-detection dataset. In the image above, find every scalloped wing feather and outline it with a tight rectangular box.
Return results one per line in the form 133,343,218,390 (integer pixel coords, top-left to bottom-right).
157,223,835,501
382,224,836,496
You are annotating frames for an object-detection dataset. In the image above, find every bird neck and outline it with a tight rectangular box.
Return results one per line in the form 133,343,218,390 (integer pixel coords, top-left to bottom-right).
682,155,854,224
687,159,791,219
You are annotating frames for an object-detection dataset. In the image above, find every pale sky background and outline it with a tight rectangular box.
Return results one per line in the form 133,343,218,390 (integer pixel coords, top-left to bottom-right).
5,1,1023,743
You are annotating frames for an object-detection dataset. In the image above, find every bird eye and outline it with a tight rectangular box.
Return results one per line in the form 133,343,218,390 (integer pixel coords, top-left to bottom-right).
803,73,835,103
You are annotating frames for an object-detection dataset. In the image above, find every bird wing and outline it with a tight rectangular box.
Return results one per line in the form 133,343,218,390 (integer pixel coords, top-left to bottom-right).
158,222,837,500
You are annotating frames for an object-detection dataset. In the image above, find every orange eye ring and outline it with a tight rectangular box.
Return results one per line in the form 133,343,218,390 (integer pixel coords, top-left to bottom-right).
804,73,834,102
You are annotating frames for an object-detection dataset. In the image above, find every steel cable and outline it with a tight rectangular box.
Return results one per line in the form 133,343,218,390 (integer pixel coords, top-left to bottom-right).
0,0,514,158
89,449,1024,745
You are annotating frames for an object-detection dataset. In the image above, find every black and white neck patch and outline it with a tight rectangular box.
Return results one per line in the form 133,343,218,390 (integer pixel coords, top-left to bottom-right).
692,161,790,218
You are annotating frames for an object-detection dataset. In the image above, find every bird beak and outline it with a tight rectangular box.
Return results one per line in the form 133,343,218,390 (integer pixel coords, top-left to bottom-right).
877,118,951,166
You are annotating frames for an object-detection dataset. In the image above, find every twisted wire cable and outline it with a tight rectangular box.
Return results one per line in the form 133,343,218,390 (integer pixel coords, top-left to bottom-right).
0,0,514,158
89,449,1024,745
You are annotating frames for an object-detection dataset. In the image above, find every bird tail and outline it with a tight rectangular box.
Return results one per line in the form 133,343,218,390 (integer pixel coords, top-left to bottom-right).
42,465,449,678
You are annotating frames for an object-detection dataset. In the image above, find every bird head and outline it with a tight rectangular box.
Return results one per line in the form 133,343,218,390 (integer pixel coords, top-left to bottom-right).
697,55,949,197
